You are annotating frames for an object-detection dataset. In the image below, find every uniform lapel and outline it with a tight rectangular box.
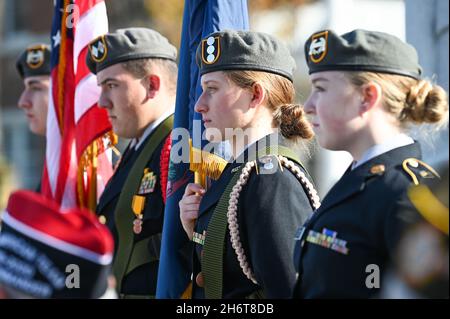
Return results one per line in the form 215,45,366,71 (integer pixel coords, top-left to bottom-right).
310,142,422,223
116,143,136,170
198,162,235,217
310,165,366,221
97,145,140,212
197,133,287,218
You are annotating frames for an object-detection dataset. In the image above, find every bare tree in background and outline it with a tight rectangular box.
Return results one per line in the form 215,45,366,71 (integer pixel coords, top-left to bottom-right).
143,0,183,48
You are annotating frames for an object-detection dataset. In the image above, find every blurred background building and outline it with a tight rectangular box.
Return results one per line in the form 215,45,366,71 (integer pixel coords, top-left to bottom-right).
0,0,448,204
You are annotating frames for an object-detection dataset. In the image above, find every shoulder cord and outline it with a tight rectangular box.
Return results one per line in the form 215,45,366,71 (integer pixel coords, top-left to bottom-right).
227,155,321,284
159,134,172,204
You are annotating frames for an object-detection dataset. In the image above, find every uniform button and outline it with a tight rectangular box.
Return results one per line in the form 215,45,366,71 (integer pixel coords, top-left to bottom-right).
409,159,419,168
196,272,204,287
370,164,385,175
99,215,107,224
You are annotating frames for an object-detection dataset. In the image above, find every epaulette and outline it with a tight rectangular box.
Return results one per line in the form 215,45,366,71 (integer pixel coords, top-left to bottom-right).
402,158,440,185
255,154,283,175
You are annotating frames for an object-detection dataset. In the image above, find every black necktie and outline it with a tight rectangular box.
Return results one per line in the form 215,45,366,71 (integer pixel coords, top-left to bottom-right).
116,143,135,171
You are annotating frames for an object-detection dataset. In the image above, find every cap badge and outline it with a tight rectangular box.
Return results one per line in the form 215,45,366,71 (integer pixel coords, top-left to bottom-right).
201,36,220,65
309,31,328,64
89,35,108,63
26,46,45,69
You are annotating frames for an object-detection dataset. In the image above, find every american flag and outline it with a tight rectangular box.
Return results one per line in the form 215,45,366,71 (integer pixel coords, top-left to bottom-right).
41,0,114,210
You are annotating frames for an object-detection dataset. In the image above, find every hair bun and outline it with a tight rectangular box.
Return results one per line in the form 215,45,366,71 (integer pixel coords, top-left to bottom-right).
404,80,448,124
273,104,314,141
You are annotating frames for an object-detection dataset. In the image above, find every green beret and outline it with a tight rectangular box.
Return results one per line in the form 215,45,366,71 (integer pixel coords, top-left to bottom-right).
86,27,177,74
196,30,296,82
305,29,422,79
16,44,51,79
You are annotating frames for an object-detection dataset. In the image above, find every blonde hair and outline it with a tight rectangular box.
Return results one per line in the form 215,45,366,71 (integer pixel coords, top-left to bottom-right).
121,58,178,94
225,70,314,141
345,72,449,129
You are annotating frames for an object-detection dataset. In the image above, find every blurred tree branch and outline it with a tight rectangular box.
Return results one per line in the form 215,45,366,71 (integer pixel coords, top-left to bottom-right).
251,0,316,10
143,0,184,48
105,0,318,52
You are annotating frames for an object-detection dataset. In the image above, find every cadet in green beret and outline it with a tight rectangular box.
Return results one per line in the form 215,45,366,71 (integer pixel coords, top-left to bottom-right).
293,29,449,298
16,44,51,136
86,27,182,298
14,44,51,192
179,30,319,298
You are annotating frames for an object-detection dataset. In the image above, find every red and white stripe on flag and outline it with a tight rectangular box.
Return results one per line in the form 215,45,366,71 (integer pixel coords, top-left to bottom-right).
42,0,115,210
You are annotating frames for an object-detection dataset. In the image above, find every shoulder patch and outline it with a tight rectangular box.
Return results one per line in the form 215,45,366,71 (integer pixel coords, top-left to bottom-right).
256,154,282,175
402,158,440,185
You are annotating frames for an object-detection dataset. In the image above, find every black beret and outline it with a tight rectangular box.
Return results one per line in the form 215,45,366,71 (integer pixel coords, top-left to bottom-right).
16,44,51,79
86,27,177,74
305,29,422,79
196,30,296,82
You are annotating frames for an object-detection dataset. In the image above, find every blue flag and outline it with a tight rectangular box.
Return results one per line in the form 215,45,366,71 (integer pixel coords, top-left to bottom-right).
156,0,249,298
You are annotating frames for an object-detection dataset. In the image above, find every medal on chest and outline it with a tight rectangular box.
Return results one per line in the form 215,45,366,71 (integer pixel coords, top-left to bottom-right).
132,195,145,234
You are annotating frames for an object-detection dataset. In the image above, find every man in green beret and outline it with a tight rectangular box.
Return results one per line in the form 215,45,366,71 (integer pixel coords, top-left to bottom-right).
87,27,181,298
16,44,51,136
14,44,51,192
